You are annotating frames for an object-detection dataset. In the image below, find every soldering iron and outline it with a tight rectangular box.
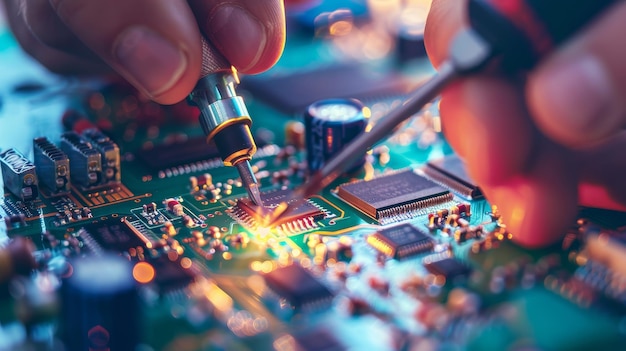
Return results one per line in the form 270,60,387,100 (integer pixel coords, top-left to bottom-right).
188,39,263,206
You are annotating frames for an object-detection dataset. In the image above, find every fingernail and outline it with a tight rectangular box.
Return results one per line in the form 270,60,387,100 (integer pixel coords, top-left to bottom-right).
114,27,187,97
208,5,266,72
539,55,613,136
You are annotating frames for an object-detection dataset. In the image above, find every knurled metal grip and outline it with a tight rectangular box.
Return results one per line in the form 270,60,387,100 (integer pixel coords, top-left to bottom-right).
199,37,231,78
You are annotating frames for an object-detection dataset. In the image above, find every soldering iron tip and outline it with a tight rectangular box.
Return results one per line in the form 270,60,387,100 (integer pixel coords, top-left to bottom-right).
235,160,263,207
248,183,263,207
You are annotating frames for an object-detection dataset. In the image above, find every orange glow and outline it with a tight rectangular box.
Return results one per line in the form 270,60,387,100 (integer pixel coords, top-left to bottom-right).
261,261,275,274
167,250,179,261
204,282,233,314
250,261,263,271
180,257,193,269
133,262,155,284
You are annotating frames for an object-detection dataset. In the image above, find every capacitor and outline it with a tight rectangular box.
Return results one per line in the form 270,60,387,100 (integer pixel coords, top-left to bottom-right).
0,237,36,285
304,98,368,173
284,121,306,149
395,16,427,64
60,254,140,351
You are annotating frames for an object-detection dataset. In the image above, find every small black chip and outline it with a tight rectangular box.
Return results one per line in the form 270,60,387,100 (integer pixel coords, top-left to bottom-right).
336,169,452,224
425,258,471,282
424,155,483,200
234,189,325,228
294,329,345,351
367,223,434,259
149,256,196,292
262,264,333,310
80,217,145,252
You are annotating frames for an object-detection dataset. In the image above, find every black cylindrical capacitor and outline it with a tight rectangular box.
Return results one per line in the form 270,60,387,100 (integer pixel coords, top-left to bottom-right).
61,254,140,351
305,98,368,173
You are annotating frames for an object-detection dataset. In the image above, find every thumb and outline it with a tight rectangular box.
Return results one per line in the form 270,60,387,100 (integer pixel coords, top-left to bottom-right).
527,2,626,148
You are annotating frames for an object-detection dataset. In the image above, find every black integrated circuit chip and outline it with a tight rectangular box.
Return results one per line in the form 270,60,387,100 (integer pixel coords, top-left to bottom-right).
149,256,196,292
425,258,472,282
424,155,483,200
136,137,220,170
336,169,453,224
241,64,411,114
262,264,333,310
80,217,145,252
367,223,434,259
137,136,267,170
234,188,325,227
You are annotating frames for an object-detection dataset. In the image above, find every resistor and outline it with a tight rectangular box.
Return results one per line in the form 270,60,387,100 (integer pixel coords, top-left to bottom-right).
164,198,184,216
452,203,471,216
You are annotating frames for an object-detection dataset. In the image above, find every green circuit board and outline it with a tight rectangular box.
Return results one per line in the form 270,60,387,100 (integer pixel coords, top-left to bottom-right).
1,3,626,351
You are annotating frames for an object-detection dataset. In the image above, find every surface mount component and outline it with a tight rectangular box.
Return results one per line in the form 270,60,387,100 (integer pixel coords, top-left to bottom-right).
262,263,334,311
336,169,452,224
425,257,472,282
82,129,121,184
78,217,153,253
148,255,196,293
367,223,434,259
232,188,325,229
0,148,38,201
33,137,71,196
424,154,483,200
60,131,102,188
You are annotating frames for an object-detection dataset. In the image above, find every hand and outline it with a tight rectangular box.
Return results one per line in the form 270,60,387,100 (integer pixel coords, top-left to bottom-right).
2,0,286,104
425,0,626,247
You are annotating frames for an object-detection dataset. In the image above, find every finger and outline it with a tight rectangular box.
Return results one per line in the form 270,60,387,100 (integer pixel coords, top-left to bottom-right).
527,2,626,147
187,0,286,74
578,131,626,210
439,76,535,185
3,0,110,75
485,142,578,248
20,0,97,60
50,0,203,104
424,0,466,68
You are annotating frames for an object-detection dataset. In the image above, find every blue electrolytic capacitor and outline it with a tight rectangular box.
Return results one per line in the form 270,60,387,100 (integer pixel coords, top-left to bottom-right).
305,98,368,173
61,254,140,351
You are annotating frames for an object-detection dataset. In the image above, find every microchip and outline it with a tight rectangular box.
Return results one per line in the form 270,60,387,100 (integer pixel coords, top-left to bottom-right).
425,258,471,282
262,264,333,310
136,136,220,170
336,169,452,224
80,217,146,252
367,223,434,259
233,188,325,229
240,64,411,114
424,155,483,200
294,329,346,351
149,256,196,292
